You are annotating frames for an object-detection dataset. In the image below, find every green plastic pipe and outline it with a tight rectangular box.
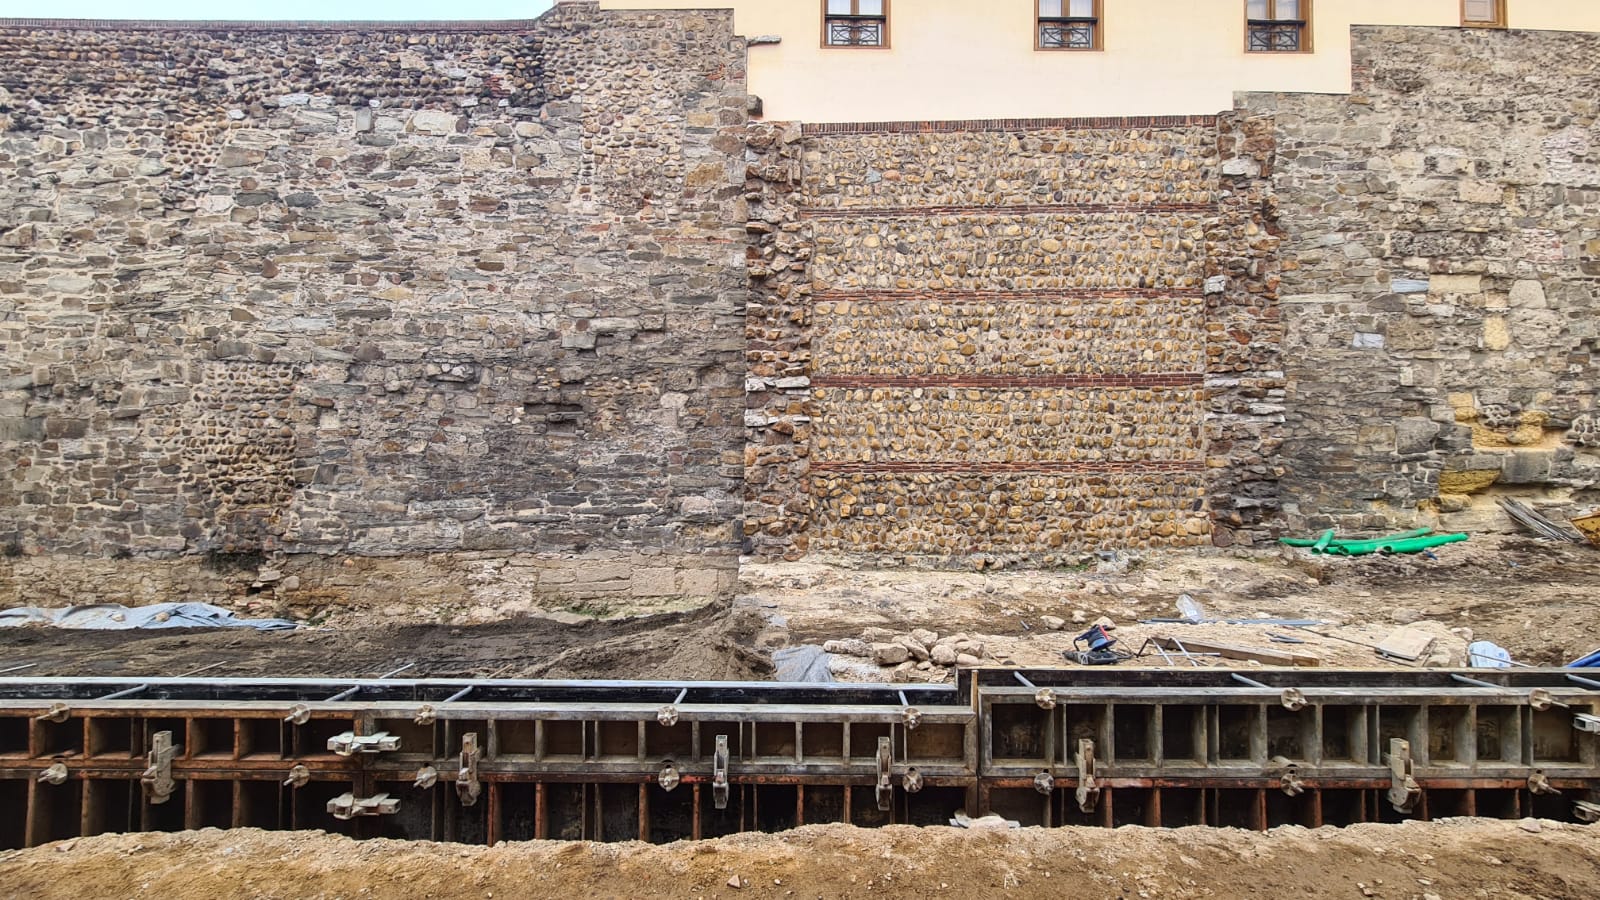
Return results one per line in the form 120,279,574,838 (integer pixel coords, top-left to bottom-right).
1280,527,1431,548
1322,532,1469,556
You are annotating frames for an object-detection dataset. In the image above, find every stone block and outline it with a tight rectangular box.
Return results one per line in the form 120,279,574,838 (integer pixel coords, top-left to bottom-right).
409,110,461,135
630,567,680,597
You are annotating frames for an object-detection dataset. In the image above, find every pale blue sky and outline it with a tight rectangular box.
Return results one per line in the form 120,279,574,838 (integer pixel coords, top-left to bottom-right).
9,1,556,20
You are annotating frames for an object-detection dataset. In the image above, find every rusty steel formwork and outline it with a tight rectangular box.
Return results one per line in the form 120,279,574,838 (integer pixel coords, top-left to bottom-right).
1,668,1597,847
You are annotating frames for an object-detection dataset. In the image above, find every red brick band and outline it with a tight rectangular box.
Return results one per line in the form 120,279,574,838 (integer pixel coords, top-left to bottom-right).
799,203,1215,218
803,115,1218,136
811,288,1203,301
812,373,1203,389
812,461,1206,474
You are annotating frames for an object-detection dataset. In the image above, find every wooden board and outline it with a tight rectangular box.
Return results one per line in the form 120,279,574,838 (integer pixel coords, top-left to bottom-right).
1150,635,1322,667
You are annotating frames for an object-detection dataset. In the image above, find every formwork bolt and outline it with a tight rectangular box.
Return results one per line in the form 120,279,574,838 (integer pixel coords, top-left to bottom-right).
658,762,681,791
38,762,68,785
902,706,922,730
414,766,439,789
903,767,924,793
657,705,679,727
284,704,311,725
1033,770,1055,795
1034,688,1056,710
283,765,310,789
36,703,69,724
414,705,437,726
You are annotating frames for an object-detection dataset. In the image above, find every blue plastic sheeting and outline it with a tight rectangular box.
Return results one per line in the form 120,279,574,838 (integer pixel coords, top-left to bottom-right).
1571,647,1600,668
0,603,298,631
1467,641,1512,668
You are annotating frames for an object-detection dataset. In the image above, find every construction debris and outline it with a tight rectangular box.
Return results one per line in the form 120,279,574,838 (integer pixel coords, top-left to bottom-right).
1375,627,1437,663
1497,498,1587,543
1149,635,1322,667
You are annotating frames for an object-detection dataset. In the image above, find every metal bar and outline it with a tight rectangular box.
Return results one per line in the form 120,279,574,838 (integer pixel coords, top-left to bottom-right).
94,685,147,701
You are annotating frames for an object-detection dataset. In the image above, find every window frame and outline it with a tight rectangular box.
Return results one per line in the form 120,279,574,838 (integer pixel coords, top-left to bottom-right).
1036,0,1104,52
1460,0,1507,29
1244,0,1313,54
821,0,891,50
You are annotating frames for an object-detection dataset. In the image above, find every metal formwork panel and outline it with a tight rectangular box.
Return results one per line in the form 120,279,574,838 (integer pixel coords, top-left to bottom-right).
1,669,1596,846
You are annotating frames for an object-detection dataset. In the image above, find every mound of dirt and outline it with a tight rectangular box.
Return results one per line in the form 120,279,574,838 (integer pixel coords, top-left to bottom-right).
2,819,1593,899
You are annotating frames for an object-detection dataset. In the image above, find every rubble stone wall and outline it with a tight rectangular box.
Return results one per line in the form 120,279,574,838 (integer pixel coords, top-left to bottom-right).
772,119,1232,564
0,5,750,614
1248,26,1600,533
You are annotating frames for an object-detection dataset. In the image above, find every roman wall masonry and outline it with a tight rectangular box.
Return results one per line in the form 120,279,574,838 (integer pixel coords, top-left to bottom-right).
0,5,750,613
2,12,1595,613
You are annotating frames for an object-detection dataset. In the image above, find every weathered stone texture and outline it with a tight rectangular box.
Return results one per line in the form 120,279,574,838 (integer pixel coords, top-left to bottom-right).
812,295,1207,375
789,122,1219,564
1246,26,1600,531
801,125,1217,209
810,212,1209,292
0,7,748,608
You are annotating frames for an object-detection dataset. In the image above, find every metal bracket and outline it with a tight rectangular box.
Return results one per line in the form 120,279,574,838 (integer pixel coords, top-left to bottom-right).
414,766,439,789
658,761,681,792
902,706,922,730
1529,689,1569,711
1274,758,1305,797
1075,738,1100,813
327,730,401,756
140,730,178,804
875,736,893,811
456,732,482,807
1280,688,1308,712
1575,800,1600,823
1033,770,1055,795
1386,738,1421,813
284,704,311,725
36,703,69,724
712,734,730,810
1527,769,1562,796
1034,688,1056,710
283,765,310,789
38,762,68,785
327,792,400,820
1574,713,1600,734
903,766,923,794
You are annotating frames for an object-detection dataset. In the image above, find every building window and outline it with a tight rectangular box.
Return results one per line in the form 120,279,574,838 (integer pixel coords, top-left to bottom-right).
1246,0,1310,52
1461,0,1506,28
1038,0,1102,51
823,0,888,48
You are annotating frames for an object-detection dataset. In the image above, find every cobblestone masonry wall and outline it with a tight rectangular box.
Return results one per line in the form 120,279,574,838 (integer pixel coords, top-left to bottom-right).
0,5,750,614
1245,26,1600,533
776,120,1228,564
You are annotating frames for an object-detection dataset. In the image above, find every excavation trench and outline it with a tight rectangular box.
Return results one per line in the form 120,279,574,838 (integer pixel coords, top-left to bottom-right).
1,668,1597,847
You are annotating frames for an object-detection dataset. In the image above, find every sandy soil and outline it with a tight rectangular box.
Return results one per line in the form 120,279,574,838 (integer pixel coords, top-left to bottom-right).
2,819,1595,900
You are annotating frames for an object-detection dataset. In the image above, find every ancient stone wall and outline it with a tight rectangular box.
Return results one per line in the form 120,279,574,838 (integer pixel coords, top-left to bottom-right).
1246,26,1600,532
0,5,750,615
744,118,1241,565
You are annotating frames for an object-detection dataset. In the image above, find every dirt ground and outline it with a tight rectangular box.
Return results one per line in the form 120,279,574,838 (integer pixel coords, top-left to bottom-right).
2,819,1596,900
1,533,1596,681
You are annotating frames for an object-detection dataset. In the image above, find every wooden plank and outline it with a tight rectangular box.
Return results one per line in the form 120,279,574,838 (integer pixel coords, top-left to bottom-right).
1152,636,1322,667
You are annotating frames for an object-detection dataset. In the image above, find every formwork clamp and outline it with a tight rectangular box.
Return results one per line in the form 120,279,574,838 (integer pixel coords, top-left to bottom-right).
141,730,178,805
327,792,400,820
328,730,401,756
457,732,482,807
1075,738,1100,813
712,734,730,810
1386,738,1421,813
876,736,893,811
1574,713,1600,734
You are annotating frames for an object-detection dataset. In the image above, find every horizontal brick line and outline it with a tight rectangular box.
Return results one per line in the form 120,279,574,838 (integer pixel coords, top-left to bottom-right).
799,203,1216,218
811,461,1206,474
810,288,1203,301
0,18,549,32
812,373,1204,389
802,115,1219,136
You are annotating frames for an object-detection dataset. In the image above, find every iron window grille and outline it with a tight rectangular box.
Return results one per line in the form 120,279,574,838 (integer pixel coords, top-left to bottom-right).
1246,0,1310,53
1038,0,1101,51
824,0,888,48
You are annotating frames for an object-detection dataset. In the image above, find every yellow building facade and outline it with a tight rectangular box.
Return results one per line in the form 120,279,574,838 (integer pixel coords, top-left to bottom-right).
596,0,1600,121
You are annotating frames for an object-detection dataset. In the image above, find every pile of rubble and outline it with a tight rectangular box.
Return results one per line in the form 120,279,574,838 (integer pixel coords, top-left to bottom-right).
822,627,1000,682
